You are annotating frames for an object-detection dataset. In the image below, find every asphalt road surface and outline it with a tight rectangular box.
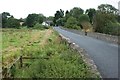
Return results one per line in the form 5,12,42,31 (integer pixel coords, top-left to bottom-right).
54,27,118,78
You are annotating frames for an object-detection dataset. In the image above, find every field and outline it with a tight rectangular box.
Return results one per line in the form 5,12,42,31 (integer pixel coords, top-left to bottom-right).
2,28,100,78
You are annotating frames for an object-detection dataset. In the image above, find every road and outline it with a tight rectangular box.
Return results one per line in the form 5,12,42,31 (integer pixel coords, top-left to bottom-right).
54,27,118,78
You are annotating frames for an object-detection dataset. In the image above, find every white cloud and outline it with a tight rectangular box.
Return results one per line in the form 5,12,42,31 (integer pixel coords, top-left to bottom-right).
0,0,119,19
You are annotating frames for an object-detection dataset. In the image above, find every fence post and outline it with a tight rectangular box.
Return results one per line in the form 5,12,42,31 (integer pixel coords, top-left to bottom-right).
2,67,8,78
20,56,23,68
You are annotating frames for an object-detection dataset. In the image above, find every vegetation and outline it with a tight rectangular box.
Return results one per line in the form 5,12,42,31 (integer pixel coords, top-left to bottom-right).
53,9,64,26
2,12,20,28
65,16,80,29
2,3,119,36
2,28,99,78
93,4,120,35
52,4,120,36
2,28,46,66
85,8,96,24
26,13,45,27
1,3,119,78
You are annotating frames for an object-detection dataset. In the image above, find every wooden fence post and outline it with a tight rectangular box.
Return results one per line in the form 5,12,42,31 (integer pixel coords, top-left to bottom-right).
2,67,7,78
20,56,23,68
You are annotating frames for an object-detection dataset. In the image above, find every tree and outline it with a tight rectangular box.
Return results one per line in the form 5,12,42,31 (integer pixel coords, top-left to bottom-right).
78,14,91,31
6,17,20,28
47,16,54,21
70,7,84,19
38,14,46,24
54,9,64,26
98,4,118,14
26,13,45,27
2,12,20,28
2,12,11,28
93,11,118,34
69,7,84,27
64,10,71,23
56,18,65,26
65,17,80,29
78,14,90,23
26,14,37,27
85,8,96,24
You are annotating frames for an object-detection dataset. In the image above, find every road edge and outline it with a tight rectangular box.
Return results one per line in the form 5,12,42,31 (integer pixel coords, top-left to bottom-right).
60,27,118,45
59,33,102,78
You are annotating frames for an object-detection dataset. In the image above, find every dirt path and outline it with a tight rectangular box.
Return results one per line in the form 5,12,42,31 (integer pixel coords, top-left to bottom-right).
39,29,52,47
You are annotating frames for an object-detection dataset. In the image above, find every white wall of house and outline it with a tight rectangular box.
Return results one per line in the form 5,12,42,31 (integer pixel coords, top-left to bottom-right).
42,22,48,26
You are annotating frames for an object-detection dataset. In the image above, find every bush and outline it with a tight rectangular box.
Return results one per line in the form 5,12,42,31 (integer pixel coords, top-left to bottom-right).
65,17,81,30
104,22,120,36
93,12,120,36
78,14,90,23
6,17,20,29
16,48,93,78
33,23,49,30
13,31,99,78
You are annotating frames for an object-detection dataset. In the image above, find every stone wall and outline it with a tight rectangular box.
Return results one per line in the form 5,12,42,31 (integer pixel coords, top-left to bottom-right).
61,27,118,44
88,32,118,44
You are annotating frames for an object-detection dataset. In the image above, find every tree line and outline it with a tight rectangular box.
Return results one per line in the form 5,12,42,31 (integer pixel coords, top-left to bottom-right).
1,4,120,35
2,12,46,28
53,4,120,36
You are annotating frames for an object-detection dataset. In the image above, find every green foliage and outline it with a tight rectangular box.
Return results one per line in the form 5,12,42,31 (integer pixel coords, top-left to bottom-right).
3,28,99,78
64,10,71,23
70,7,84,19
65,17,80,29
93,12,120,35
33,23,49,30
2,12,20,28
98,4,118,14
78,14,90,25
104,22,120,36
78,14,90,23
56,18,65,26
116,15,120,23
54,9,64,26
77,14,91,30
6,17,20,28
26,13,45,27
85,8,96,23
13,31,99,78
63,7,88,30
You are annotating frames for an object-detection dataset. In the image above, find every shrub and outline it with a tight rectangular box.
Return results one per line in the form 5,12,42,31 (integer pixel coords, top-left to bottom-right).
33,23,49,30
65,17,81,30
104,22,120,36
78,14,90,23
93,12,120,36
77,14,92,31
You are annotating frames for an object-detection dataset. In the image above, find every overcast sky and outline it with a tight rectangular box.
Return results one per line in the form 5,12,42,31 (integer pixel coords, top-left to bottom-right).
0,0,119,19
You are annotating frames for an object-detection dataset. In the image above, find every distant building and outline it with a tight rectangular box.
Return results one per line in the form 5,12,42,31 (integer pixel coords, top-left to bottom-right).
42,20,53,26
42,22,49,26
20,22,24,26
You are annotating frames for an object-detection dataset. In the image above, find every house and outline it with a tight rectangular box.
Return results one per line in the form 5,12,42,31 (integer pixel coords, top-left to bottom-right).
20,22,24,26
42,20,53,26
42,22,48,26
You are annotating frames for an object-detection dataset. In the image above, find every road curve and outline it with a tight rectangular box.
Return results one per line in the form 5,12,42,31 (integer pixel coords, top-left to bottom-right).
54,27,118,78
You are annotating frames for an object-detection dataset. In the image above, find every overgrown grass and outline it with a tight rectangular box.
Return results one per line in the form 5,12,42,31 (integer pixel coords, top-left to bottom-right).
12,29,100,78
2,28,47,67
